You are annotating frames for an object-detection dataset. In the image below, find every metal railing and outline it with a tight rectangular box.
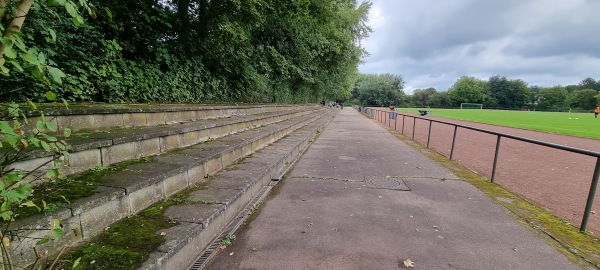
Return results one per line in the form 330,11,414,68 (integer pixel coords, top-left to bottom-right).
358,106,600,232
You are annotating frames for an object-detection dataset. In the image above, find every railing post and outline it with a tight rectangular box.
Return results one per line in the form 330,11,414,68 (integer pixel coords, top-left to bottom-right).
402,115,406,134
580,157,600,232
450,126,458,160
427,120,432,148
387,112,390,127
394,115,397,130
491,135,502,183
412,117,416,139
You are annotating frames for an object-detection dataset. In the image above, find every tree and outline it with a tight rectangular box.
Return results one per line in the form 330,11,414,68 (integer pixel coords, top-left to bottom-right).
427,91,453,108
568,89,598,110
537,86,568,110
579,77,600,91
2,0,372,103
488,76,530,109
528,85,542,109
447,76,494,107
354,73,406,106
0,0,91,89
410,88,436,106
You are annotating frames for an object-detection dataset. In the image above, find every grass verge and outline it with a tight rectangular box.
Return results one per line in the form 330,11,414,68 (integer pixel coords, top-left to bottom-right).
396,108,600,140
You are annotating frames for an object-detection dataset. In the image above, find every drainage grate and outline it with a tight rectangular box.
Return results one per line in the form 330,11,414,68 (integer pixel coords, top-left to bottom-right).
365,176,410,191
189,185,274,270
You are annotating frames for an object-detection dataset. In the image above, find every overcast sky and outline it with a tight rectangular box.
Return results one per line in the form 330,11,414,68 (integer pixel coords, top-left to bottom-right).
358,0,600,94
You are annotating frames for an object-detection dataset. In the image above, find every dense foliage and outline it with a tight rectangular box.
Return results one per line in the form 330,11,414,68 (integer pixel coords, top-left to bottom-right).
351,73,406,106
360,74,600,111
1,0,372,103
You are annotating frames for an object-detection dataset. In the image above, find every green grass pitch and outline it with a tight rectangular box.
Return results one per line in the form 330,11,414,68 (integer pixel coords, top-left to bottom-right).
395,108,600,140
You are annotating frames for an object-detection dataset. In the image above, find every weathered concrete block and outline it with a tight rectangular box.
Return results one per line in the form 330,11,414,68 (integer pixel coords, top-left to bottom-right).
205,157,222,176
192,110,206,121
164,222,214,270
137,137,161,157
80,196,130,239
181,131,200,147
188,165,206,185
146,112,166,126
11,156,53,176
57,114,94,132
221,124,232,136
241,144,252,156
221,147,242,167
101,141,137,165
10,214,82,267
198,128,210,142
94,114,124,130
161,134,182,152
207,126,221,139
123,112,147,128
163,171,188,198
157,222,203,262
129,182,164,213
206,110,219,119
139,251,170,270
165,111,183,124
63,149,102,175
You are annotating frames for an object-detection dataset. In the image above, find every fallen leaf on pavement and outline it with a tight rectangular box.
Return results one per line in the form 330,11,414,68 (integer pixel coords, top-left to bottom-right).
403,259,415,268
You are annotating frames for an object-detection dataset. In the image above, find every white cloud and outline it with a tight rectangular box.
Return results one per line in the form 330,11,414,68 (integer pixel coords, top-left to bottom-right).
359,0,600,94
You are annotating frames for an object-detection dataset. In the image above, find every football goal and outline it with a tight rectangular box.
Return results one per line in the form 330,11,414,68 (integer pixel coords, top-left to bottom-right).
460,103,483,109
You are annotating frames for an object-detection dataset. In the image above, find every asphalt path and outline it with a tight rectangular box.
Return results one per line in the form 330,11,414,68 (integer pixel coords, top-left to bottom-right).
205,108,580,270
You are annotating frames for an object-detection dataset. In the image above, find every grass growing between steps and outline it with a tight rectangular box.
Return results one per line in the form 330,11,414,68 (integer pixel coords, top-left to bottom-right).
55,185,208,270
15,157,156,220
387,127,600,269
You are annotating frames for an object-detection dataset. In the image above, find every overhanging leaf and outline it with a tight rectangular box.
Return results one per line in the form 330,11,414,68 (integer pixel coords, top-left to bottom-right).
45,122,58,132
22,51,39,65
9,60,24,72
47,67,66,84
73,15,84,26
36,236,50,245
45,168,60,179
64,2,77,17
4,47,17,59
41,141,51,151
0,37,11,47
105,7,113,20
48,28,57,42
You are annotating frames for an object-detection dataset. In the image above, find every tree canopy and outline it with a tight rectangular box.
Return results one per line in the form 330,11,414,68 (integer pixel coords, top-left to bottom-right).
352,73,406,106
0,0,372,103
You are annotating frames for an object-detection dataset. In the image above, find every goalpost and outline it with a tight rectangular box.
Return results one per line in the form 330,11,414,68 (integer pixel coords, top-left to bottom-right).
460,103,483,109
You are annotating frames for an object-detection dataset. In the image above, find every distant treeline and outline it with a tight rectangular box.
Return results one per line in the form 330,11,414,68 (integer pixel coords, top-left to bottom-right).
0,1,371,103
353,74,600,111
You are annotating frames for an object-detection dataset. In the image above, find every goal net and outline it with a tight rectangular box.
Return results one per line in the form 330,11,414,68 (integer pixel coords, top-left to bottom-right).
460,103,483,109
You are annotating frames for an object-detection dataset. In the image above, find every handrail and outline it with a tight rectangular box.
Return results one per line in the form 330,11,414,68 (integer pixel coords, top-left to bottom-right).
358,106,600,233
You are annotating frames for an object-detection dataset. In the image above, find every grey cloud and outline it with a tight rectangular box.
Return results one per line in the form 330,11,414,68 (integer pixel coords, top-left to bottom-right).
359,0,600,93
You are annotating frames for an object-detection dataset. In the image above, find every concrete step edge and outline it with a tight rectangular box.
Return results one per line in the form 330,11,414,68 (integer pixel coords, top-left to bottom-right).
7,109,335,266
139,111,337,270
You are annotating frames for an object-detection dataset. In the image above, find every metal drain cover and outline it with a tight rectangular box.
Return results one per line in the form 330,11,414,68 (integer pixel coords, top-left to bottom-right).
366,176,410,191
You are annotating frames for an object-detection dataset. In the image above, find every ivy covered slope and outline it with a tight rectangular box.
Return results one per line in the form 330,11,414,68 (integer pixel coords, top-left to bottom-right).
0,0,372,104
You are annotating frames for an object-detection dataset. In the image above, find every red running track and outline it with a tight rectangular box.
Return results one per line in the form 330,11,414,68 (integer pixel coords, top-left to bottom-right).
371,109,600,234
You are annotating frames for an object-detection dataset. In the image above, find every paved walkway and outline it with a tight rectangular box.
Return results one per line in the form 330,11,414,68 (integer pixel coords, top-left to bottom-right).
205,108,580,269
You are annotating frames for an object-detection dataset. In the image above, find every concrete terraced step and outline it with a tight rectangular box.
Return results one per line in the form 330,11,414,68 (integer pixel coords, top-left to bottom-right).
23,104,309,133
7,107,335,267
12,106,318,177
140,109,337,270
